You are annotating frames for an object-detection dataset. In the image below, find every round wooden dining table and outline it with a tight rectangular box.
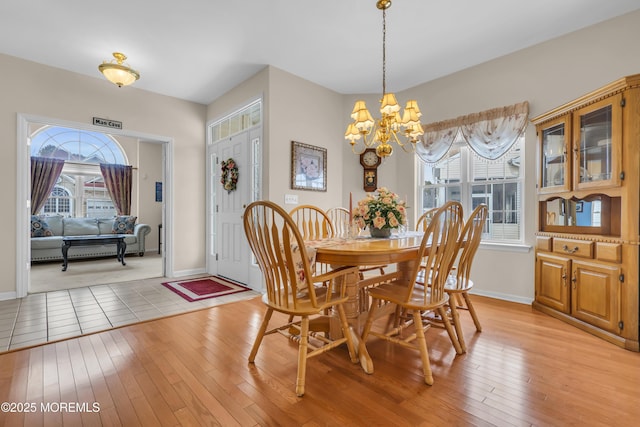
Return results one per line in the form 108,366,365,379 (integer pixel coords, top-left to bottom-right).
309,232,425,373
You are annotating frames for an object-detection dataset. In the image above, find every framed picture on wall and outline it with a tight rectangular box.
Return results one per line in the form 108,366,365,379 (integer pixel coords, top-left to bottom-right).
291,141,327,191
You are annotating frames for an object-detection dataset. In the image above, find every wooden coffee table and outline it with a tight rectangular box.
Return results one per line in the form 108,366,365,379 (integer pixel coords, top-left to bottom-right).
61,234,128,271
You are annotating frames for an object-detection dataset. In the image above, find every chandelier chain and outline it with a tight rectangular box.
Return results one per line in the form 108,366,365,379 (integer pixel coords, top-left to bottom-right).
382,7,386,95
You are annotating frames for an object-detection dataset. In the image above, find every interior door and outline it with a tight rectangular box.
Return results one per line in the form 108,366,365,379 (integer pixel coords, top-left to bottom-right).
212,132,250,284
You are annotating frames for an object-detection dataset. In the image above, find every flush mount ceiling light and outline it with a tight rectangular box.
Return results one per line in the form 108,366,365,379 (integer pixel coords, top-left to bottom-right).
345,0,424,158
98,52,140,87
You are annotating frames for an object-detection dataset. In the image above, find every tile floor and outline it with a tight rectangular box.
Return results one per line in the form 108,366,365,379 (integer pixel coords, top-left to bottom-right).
0,278,259,352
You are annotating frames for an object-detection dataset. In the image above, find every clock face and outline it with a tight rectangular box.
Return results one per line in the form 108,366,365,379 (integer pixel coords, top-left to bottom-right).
362,150,379,167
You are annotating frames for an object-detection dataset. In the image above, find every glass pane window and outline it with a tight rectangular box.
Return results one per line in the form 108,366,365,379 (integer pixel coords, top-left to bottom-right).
30,126,127,164
84,176,116,218
37,173,116,218
419,137,523,243
421,146,462,211
210,99,262,144
42,186,72,216
30,125,128,219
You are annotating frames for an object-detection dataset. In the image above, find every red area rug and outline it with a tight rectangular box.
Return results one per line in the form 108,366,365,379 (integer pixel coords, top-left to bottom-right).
162,276,251,302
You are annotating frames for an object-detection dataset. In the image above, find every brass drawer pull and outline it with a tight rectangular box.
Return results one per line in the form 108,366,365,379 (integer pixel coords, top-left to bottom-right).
563,245,579,254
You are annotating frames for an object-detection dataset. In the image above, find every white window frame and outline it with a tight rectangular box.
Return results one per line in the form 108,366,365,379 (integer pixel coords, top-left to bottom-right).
418,136,525,245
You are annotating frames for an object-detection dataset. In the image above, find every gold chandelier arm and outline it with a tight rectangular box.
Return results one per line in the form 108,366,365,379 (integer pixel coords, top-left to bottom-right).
400,140,417,153
389,130,417,153
350,142,370,156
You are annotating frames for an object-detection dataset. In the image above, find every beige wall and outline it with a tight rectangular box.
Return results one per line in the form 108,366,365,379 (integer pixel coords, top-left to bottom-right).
138,141,163,253
1,53,206,297
387,9,640,301
208,66,348,210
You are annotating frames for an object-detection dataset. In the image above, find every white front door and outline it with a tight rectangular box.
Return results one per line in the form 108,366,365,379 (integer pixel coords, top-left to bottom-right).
210,132,251,285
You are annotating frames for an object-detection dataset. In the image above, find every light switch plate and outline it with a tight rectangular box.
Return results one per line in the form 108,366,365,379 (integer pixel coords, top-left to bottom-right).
284,194,298,204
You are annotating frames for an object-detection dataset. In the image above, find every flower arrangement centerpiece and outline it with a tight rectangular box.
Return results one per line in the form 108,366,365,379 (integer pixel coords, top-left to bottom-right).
352,187,407,238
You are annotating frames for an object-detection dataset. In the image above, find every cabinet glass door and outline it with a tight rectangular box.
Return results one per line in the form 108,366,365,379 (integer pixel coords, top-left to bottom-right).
573,95,621,190
539,116,570,193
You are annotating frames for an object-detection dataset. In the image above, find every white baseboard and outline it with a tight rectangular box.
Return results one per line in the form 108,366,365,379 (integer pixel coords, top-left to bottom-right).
470,289,533,305
171,268,207,278
0,291,17,301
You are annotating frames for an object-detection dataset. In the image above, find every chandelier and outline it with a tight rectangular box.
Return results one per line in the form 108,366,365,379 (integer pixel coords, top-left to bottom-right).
98,52,140,87
345,0,424,158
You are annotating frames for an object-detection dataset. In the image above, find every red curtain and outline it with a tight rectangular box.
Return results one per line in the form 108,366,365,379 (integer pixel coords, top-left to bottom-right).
30,157,65,215
100,163,133,215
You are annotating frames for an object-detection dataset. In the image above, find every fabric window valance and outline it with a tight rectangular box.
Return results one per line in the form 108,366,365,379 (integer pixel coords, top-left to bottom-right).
416,101,529,164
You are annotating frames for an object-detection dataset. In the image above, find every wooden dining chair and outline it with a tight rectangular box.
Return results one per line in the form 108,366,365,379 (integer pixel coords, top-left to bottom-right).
290,205,336,280
360,201,464,385
443,203,489,352
326,207,350,238
244,201,359,397
415,207,439,232
289,205,334,241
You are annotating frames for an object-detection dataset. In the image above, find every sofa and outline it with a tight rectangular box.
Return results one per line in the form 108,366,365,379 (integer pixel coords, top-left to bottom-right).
30,215,151,262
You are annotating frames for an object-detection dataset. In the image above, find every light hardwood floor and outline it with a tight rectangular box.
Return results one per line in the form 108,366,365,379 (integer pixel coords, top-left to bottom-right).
0,294,639,426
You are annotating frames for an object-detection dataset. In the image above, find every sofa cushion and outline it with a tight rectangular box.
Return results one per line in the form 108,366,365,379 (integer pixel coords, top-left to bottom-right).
31,215,53,237
63,218,100,236
97,218,115,235
112,216,137,234
44,215,64,235
31,236,64,250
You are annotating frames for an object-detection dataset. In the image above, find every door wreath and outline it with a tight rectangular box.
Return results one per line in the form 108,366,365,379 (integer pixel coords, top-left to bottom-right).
220,158,239,194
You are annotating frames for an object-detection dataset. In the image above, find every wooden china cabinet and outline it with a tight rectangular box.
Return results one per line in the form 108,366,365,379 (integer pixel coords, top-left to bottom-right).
532,75,640,351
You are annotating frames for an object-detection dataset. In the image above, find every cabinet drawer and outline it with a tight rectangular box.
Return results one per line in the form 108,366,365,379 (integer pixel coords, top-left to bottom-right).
553,238,593,258
536,236,552,252
596,242,622,263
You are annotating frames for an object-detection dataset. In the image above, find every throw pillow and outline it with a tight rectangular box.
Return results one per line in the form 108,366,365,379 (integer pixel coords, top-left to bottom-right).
112,215,137,234
281,243,317,292
31,215,53,237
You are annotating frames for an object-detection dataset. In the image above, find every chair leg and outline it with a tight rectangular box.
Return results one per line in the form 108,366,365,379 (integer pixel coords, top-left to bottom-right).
295,316,310,397
438,306,463,355
361,298,379,343
336,304,358,364
412,310,434,385
380,304,399,331
462,292,482,332
249,308,273,363
453,293,464,308
448,298,466,353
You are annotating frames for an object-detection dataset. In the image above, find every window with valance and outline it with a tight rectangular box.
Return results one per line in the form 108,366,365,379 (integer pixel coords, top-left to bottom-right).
416,101,529,164
417,102,529,244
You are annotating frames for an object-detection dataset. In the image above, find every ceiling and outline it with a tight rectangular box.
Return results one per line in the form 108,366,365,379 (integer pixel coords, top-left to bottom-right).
2,1,639,105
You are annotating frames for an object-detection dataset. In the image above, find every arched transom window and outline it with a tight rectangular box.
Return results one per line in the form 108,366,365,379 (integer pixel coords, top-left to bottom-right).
30,126,127,164
30,126,128,218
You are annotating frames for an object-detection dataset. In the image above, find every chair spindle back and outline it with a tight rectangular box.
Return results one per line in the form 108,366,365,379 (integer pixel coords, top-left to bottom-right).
244,201,320,310
454,204,489,288
411,201,463,305
289,205,334,240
